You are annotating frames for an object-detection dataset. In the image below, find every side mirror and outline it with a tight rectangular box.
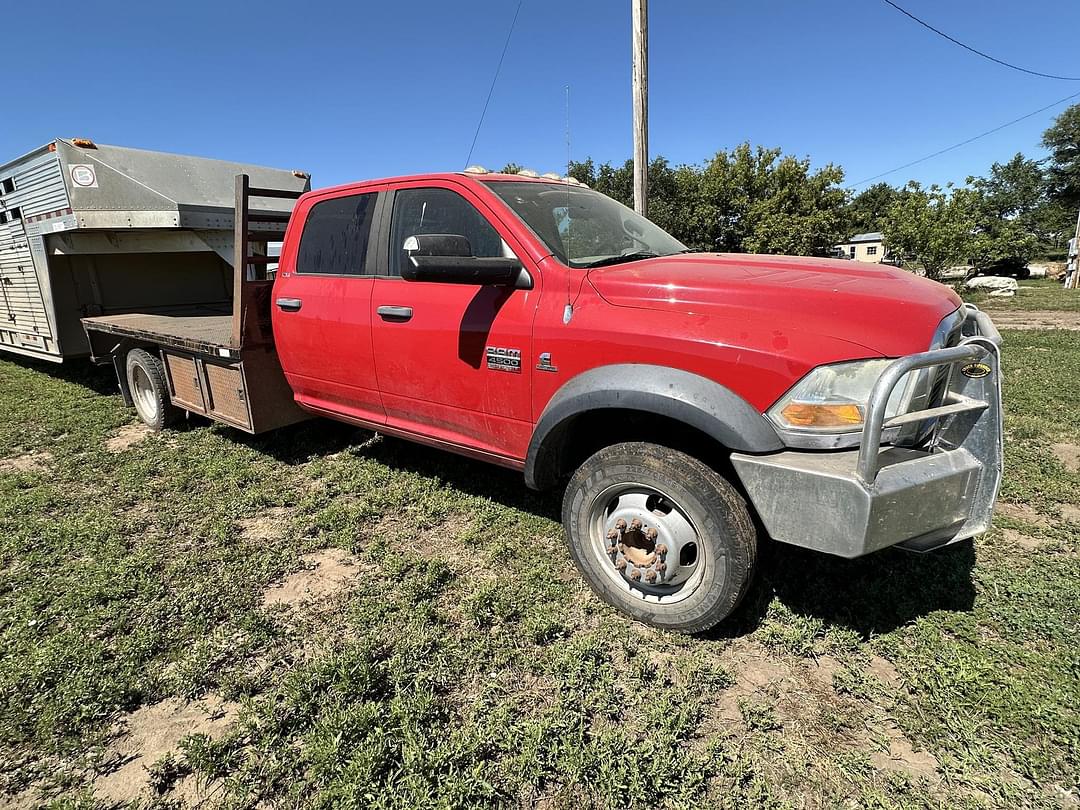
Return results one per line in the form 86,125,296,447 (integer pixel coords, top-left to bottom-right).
401,233,532,289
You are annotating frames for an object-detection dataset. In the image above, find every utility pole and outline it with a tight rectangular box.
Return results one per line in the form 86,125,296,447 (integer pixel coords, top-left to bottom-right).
1070,207,1080,289
632,0,648,217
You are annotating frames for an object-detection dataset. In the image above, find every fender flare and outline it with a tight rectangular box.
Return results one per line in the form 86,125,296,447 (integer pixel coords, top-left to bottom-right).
525,363,784,489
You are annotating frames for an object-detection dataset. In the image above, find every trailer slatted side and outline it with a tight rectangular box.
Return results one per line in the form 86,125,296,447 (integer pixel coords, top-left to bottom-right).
0,220,50,338
9,151,69,220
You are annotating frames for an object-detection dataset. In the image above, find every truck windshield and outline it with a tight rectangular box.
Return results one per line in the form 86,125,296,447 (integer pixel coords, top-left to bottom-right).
483,181,687,268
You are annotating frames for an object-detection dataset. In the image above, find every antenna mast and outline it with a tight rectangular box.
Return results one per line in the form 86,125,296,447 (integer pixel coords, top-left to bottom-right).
632,0,649,217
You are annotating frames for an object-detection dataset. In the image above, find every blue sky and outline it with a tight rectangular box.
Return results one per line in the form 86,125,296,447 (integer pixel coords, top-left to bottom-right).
4,0,1080,192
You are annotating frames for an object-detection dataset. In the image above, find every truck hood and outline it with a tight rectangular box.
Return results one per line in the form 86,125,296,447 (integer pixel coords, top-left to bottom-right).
586,253,962,357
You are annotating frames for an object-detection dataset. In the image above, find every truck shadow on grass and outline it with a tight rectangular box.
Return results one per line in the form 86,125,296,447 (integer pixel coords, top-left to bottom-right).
243,419,977,641
715,538,976,640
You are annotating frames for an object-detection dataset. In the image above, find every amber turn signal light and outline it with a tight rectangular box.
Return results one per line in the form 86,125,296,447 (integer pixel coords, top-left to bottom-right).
780,401,864,428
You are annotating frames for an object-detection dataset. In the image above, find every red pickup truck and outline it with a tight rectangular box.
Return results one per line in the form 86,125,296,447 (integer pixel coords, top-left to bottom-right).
84,168,1003,633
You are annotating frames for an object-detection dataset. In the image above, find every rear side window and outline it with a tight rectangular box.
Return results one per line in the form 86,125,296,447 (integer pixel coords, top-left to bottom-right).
296,192,377,275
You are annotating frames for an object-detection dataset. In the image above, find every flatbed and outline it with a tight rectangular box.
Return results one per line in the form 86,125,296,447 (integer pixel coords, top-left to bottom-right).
82,175,309,435
81,314,234,358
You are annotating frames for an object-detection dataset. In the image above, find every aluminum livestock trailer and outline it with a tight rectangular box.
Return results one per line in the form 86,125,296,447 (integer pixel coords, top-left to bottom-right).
0,139,309,362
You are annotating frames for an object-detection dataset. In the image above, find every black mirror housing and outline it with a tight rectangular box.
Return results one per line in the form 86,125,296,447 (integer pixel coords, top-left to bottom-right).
403,255,531,289
401,232,530,288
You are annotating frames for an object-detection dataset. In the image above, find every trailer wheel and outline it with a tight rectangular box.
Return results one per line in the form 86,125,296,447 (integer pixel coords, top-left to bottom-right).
562,442,757,634
125,349,181,431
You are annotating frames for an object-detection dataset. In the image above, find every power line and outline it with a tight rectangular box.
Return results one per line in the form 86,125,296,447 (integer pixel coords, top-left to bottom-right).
882,0,1080,81
464,0,524,168
850,89,1080,187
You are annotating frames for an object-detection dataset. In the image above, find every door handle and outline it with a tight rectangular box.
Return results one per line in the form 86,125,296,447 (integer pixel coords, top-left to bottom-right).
377,305,413,321
275,297,302,312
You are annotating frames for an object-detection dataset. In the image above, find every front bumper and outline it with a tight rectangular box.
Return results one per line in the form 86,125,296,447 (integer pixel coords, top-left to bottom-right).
731,307,1003,558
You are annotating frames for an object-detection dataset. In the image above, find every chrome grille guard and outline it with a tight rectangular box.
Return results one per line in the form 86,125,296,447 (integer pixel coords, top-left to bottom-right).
856,305,1002,485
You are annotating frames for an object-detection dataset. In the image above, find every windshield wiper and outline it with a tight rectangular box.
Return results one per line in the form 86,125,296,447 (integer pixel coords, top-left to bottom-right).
580,251,662,269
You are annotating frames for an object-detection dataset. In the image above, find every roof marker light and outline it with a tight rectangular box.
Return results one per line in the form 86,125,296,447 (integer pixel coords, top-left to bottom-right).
541,172,562,180
464,165,490,174
517,168,540,178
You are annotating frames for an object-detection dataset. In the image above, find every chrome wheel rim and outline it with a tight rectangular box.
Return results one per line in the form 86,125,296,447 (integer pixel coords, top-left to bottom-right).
587,483,706,605
131,365,158,423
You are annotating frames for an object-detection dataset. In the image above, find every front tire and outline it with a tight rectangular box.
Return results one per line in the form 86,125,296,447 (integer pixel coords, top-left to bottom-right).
562,442,757,634
125,348,181,431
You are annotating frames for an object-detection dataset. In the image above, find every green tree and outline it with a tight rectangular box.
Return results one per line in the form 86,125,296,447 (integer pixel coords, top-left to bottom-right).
881,182,980,280
1042,104,1080,209
846,182,901,235
967,153,1042,267
573,144,849,256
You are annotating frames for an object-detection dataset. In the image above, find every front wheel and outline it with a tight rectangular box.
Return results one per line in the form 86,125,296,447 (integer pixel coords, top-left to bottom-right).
562,442,757,634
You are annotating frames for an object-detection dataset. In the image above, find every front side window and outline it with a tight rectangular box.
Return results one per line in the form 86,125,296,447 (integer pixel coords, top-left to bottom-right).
484,181,686,268
296,192,377,275
389,187,506,277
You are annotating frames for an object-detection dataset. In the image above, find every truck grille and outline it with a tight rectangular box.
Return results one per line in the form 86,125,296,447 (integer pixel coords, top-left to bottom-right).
926,317,965,409
894,309,966,447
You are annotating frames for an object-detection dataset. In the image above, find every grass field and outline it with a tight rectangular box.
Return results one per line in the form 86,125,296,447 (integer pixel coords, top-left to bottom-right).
0,322,1078,807
960,278,1080,313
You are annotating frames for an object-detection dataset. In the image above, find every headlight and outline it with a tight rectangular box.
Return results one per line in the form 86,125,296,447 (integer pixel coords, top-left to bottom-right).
768,359,916,433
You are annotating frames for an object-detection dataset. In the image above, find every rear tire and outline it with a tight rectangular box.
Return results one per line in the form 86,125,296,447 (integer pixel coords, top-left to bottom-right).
562,442,757,634
125,348,181,431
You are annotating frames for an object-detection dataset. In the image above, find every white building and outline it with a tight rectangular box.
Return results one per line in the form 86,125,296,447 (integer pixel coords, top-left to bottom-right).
836,232,886,263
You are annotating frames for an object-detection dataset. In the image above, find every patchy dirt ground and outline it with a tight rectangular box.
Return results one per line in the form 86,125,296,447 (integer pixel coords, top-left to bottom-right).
1051,442,1080,472
985,310,1080,330
94,695,237,805
697,639,940,789
0,452,52,475
239,506,293,543
995,501,1050,527
105,423,152,453
262,548,361,608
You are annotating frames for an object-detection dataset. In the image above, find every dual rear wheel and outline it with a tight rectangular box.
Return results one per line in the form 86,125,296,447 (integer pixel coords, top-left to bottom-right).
125,349,181,431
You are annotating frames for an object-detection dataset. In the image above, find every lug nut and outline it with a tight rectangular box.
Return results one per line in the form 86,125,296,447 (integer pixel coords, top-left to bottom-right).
645,527,658,541
615,518,627,531
629,518,642,531
656,543,668,556
630,568,642,581
615,559,627,571
657,561,667,573
645,570,657,583
607,528,620,541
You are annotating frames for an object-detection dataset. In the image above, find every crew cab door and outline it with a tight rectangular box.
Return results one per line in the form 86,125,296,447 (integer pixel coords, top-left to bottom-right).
370,182,539,461
272,187,386,424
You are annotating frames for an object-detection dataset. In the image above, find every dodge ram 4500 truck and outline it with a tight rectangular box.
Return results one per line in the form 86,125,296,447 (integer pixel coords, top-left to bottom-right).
84,168,1003,634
